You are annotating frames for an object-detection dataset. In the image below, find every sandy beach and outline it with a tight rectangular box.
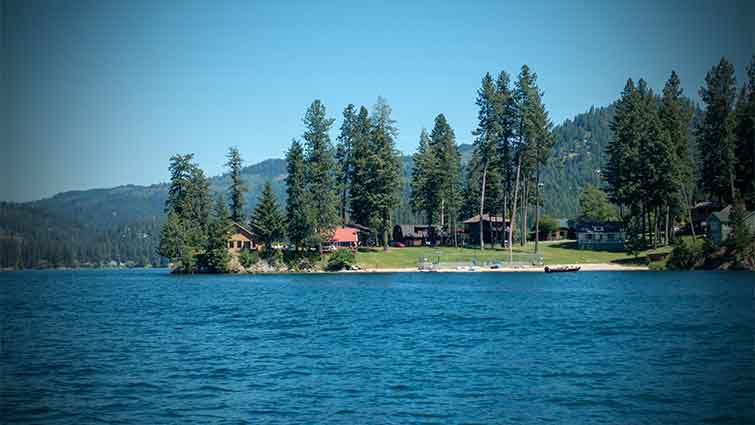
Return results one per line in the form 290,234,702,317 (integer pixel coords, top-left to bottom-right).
355,263,649,273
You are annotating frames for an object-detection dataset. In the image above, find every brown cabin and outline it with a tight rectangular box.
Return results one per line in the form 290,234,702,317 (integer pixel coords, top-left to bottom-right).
392,224,442,246
227,222,258,252
463,214,507,246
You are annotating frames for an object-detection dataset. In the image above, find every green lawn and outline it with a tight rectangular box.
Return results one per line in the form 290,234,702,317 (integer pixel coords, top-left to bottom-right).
354,240,672,269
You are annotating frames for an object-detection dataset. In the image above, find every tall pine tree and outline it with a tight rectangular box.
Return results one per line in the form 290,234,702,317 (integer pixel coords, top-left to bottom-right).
471,73,499,250
735,56,755,208
698,57,738,204
250,181,285,251
660,70,695,239
350,106,375,230
410,128,438,229
495,70,516,240
204,194,231,273
302,100,338,252
521,79,553,253
285,139,312,250
431,114,463,247
369,97,402,250
336,104,357,224
225,147,247,223
159,153,211,272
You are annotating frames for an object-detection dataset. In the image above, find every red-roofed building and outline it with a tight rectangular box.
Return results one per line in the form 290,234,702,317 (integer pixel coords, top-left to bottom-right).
330,226,359,250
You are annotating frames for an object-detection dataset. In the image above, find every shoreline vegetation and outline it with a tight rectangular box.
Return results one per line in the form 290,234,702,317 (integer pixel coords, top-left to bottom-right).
0,263,648,273
6,60,751,273
155,59,754,275
155,59,752,274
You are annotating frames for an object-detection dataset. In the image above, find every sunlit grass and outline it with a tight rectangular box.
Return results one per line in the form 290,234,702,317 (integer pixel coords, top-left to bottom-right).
354,240,673,269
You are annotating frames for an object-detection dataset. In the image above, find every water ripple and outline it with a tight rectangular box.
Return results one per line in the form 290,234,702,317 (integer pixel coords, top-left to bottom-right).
1,269,753,424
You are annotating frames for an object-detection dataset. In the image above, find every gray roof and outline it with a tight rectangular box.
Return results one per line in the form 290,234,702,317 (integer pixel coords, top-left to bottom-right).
710,206,755,224
576,221,623,233
462,214,505,224
394,224,440,239
230,222,255,239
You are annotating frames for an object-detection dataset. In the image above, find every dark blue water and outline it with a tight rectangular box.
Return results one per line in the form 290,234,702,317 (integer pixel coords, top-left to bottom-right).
1,270,753,424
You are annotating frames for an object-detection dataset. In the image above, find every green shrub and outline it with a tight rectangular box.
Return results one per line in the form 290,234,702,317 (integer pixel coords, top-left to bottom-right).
238,249,258,268
648,260,667,271
326,249,356,271
260,248,284,266
667,238,704,270
284,250,321,271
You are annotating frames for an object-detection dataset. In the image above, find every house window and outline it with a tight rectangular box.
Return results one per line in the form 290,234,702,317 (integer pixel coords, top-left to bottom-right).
237,240,242,248
228,241,233,249
244,241,251,249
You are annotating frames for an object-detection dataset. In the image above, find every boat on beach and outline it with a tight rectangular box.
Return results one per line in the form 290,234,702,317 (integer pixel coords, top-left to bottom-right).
544,265,581,273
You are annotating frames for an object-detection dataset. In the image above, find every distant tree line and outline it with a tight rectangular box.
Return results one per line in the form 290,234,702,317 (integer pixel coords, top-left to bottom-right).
604,56,755,255
410,64,554,259
0,202,164,269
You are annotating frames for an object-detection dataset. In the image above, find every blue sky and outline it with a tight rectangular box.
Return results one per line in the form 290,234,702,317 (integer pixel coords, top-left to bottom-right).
2,0,753,202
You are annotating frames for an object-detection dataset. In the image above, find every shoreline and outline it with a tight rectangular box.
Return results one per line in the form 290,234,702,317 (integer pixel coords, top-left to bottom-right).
0,263,649,273
352,263,649,273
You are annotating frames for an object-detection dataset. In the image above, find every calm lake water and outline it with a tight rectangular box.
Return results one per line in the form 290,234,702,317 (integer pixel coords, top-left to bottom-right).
1,270,753,424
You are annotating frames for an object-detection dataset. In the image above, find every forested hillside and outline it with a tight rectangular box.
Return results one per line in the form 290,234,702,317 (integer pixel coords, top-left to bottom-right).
541,105,615,218
0,202,164,268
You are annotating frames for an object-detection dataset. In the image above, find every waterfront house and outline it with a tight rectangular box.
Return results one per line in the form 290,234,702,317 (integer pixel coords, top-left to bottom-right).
330,226,359,250
707,206,755,245
690,201,720,235
557,218,577,240
535,218,575,241
576,221,625,251
392,224,441,246
463,214,507,246
345,223,374,246
227,222,258,252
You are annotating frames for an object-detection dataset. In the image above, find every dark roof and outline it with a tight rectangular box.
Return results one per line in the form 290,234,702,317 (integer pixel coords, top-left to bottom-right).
394,224,440,238
693,201,720,210
710,206,755,224
575,221,623,233
462,214,506,224
231,222,255,240
346,223,373,233
710,206,733,223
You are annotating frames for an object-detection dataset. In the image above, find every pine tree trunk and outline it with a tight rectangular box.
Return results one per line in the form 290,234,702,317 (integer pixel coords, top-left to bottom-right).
521,181,528,246
488,208,495,248
652,207,658,248
682,186,697,242
427,211,434,246
479,163,488,250
453,212,458,248
665,204,670,245
502,192,508,246
383,209,389,251
641,203,647,244
509,156,522,264
729,168,736,205
440,199,445,227
534,158,541,254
